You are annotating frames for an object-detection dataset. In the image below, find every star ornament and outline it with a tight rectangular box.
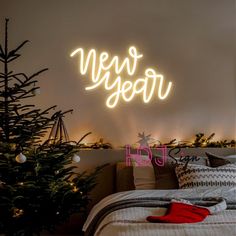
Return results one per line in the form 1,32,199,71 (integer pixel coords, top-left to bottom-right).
137,132,152,147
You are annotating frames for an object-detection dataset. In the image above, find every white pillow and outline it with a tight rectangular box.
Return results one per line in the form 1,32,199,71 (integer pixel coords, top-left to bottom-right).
226,155,236,164
175,163,236,189
132,155,156,190
227,155,236,158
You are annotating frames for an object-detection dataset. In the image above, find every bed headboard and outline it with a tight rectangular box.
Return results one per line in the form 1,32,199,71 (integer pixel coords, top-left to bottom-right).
73,148,235,208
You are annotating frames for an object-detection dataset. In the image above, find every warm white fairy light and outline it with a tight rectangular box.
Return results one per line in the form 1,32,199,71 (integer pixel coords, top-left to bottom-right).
13,208,24,218
72,186,79,192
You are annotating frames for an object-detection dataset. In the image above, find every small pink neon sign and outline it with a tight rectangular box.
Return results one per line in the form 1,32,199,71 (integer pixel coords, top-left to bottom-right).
125,145,167,167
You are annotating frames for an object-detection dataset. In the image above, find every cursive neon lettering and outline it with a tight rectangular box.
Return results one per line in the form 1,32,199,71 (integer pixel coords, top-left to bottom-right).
70,46,172,108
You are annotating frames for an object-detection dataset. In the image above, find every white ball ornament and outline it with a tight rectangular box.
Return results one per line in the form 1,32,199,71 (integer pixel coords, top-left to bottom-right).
15,153,27,163
32,88,41,95
72,154,80,163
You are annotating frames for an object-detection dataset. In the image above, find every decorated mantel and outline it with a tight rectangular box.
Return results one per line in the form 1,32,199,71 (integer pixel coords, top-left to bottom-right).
75,132,236,172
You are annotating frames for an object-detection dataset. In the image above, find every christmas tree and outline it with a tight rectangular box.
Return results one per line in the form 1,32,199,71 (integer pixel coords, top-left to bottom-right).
0,19,100,236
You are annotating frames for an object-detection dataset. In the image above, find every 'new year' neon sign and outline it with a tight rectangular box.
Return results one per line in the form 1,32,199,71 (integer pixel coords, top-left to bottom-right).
70,46,172,108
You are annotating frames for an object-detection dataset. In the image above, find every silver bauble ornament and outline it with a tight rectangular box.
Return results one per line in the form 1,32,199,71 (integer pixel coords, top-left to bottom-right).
32,88,41,95
15,153,27,163
72,154,80,163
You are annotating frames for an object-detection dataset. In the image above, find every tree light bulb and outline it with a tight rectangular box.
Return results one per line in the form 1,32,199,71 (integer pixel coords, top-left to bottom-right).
13,208,24,218
72,186,79,192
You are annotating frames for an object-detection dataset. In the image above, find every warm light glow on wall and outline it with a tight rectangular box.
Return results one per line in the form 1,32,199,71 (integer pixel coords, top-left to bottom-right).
70,46,172,108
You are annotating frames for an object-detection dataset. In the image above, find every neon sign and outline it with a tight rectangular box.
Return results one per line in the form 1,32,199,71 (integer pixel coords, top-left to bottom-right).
125,145,167,167
70,46,172,108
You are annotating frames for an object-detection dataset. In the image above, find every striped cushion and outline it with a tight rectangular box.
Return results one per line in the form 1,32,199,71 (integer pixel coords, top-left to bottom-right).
175,163,236,189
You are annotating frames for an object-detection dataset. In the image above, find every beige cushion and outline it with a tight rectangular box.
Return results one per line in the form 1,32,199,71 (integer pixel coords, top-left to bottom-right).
132,155,156,189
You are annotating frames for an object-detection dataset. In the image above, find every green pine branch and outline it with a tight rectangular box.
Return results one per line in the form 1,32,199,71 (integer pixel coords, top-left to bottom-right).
0,18,102,236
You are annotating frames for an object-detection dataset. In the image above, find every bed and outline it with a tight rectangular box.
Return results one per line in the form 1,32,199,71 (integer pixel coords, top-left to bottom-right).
83,188,236,236
81,150,236,236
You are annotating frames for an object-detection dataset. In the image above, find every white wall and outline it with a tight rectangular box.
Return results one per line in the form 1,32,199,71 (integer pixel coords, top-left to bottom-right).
1,0,235,146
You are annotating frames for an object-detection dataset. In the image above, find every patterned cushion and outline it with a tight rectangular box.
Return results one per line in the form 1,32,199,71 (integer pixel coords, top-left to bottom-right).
175,163,236,189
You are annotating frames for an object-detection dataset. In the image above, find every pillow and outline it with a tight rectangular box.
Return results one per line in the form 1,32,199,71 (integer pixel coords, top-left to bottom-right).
132,155,156,190
116,156,156,191
226,154,236,158
151,157,179,189
175,163,236,189
116,162,135,192
225,155,236,163
151,156,207,189
206,152,234,167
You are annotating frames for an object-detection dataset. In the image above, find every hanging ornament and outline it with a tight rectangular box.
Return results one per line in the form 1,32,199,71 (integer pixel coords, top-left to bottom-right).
32,87,41,95
15,153,27,163
72,154,80,163
46,110,72,145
